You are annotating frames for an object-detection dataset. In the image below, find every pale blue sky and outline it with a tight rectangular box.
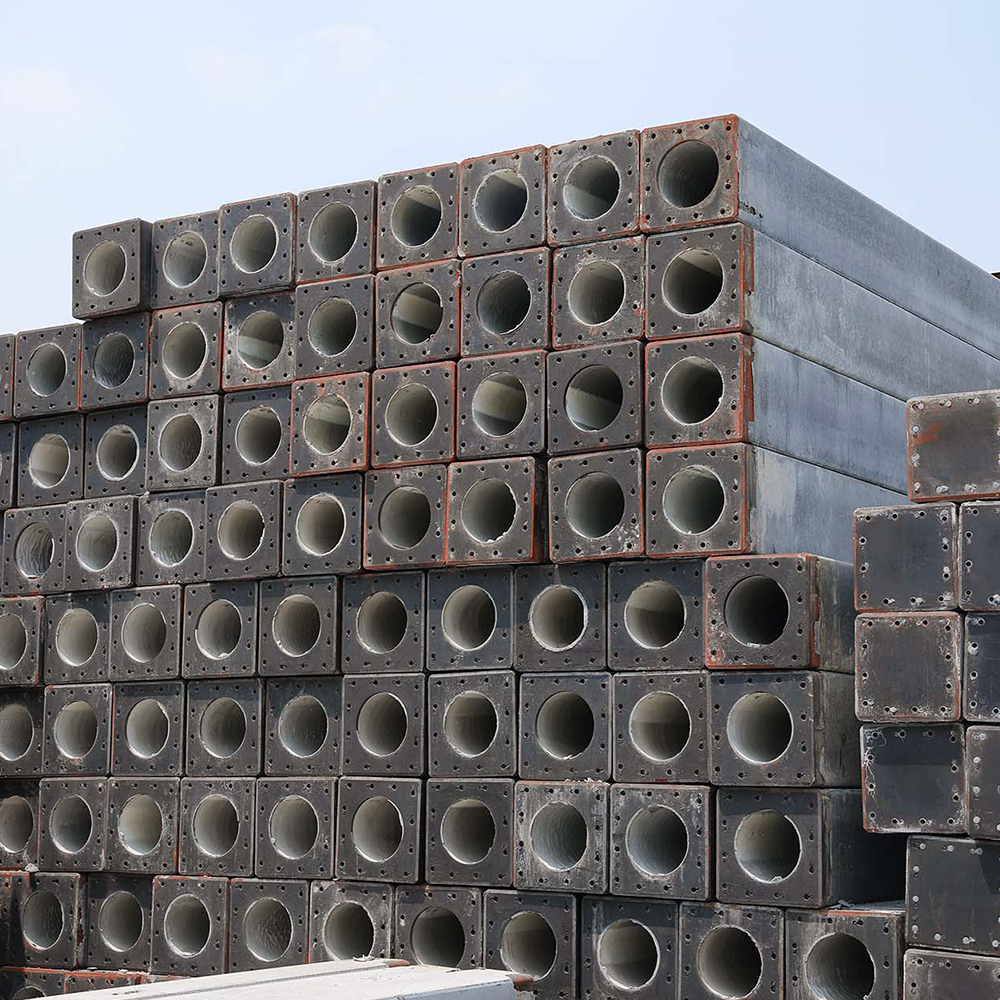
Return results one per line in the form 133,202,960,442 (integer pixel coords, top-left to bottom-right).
0,0,995,333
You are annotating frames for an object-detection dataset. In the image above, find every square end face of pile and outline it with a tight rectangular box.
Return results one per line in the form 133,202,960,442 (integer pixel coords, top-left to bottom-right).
151,212,220,308
640,116,739,232
294,276,374,378
958,501,1000,610
42,682,112,776
262,676,342,776
2,504,67,596
86,873,154,970
363,465,446,570
222,387,292,483
228,878,309,971
291,374,368,475
64,497,135,591
370,363,455,467
427,567,514,671
861,723,966,833
6,871,85,969
459,146,547,256
80,313,149,410
552,238,645,348
0,689,43,775
308,880,394,962
135,491,206,586
178,777,256,876
14,325,81,418
547,343,643,454
963,613,1000,720
645,223,749,340
908,391,1000,501
548,448,643,562
297,181,375,282
149,303,223,398
181,581,258,679
145,396,220,491
966,726,1000,839
547,130,640,245
205,481,282,581
460,250,550,357
254,779,334,878
223,293,295,388
184,680,262,777
111,682,184,775
0,595,44,686
45,589,107,686
258,576,338,677
219,194,295,296
375,261,460,367
377,164,458,267
853,503,958,611
340,571,425,673
855,613,962,722
18,413,84,507
37,776,107,871
394,886,483,970
282,473,362,576
341,673,425,777
84,405,147,498
457,350,546,458
150,874,229,975
72,219,152,318
109,585,182,680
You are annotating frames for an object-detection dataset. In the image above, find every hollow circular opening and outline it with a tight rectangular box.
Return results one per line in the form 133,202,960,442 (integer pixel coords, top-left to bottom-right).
162,322,208,380
597,919,659,991
158,413,202,472
378,487,431,549
567,261,626,326
75,513,118,572
663,249,725,316
98,890,144,953
624,581,685,649
12,989,44,999
410,906,466,968
441,798,496,865
629,692,692,762
626,805,688,876
734,809,802,883
28,433,70,489
530,802,588,871
273,594,322,656
471,373,527,436
441,585,497,652
724,576,790,646
0,794,34,853
96,424,139,481
303,395,351,455
727,693,794,765
476,272,531,335
49,794,93,854
564,365,624,431
530,586,586,651
269,795,319,859
698,928,763,999
662,357,725,424
148,509,194,568
244,897,292,963
163,231,208,288
217,501,265,560
125,699,169,759
352,795,403,862
391,185,442,248
474,169,528,233
22,890,64,951
662,467,726,535
121,603,167,663
390,282,443,345
309,202,358,263
536,691,595,760
386,383,439,445
199,697,247,758
461,479,516,544
0,613,27,670
564,155,621,220
356,592,408,654
164,894,211,957
236,310,284,370
15,524,54,579
0,704,34,761
500,911,557,979
657,140,720,208
307,297,357,357
118,793,163,855
806,933,877,1000
93,332,135,389
54,609,98,667
84,240,127,296
294,494,345,556
191,794,239,857
443,691,499,758
565,472,625,538
195,600,242,661
277,695,328,758
231,215,278,274
53,701,98,759
26,344,66,397
357,692,407,757
235,406,282,465
324,901,375,960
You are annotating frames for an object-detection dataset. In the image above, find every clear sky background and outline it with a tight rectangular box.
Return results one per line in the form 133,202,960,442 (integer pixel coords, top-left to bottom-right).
0,0,995,333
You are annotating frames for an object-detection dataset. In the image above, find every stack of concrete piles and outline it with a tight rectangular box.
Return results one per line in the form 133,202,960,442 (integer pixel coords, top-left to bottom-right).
1,114,999,1000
